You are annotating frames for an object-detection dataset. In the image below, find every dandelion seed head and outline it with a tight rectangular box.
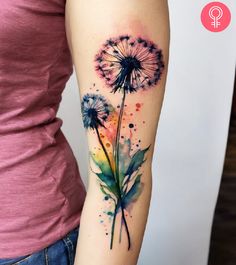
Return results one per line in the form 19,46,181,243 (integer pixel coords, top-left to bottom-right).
95,35,164,93
81,93,111,129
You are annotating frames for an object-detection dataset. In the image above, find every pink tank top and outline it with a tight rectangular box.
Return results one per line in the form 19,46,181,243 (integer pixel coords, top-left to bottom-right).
0,0,86,259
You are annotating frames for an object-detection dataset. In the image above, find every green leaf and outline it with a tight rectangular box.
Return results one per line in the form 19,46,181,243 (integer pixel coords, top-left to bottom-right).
96,172,119,197
125,146,150,176
91,153,113,177
91,153,119,198
123,174,143,207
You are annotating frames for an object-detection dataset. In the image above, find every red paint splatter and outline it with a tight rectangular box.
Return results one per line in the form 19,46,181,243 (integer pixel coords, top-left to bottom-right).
136,103,141,108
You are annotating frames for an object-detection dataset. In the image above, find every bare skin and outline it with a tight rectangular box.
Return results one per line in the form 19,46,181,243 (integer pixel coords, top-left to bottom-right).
65,1,170,264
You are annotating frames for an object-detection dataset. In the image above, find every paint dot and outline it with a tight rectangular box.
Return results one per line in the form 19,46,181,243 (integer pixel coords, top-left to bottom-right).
106,143,110,148
129,123,134,128
136,109,139,111
107,211,113,216
130,113,133,116
136,103,141,108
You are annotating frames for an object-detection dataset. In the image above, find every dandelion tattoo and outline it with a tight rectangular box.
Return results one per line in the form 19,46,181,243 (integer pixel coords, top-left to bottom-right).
81,35,164,250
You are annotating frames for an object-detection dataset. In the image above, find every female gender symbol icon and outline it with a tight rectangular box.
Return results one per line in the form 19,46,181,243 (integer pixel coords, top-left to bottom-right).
209,6,223,28
201,2,231,32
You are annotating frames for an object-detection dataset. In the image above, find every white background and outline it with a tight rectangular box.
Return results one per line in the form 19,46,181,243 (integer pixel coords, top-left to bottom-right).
58,1,236,264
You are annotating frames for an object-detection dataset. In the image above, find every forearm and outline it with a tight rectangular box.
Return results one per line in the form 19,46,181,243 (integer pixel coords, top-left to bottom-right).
65,0,170,264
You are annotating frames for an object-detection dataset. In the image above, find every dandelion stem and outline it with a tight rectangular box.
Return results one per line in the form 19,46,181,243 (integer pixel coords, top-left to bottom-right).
110,200,131,250
121,201,131,250
113,89,131,250
115,89,126,186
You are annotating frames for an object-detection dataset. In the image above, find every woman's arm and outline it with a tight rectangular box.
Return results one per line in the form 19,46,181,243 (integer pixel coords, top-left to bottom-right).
65,1,170,264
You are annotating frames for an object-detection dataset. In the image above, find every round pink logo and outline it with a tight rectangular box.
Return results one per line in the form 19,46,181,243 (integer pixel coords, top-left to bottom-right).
201,2,231,32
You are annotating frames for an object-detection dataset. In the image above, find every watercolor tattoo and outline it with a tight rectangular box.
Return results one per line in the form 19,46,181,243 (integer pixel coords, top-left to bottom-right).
81,35,164,250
